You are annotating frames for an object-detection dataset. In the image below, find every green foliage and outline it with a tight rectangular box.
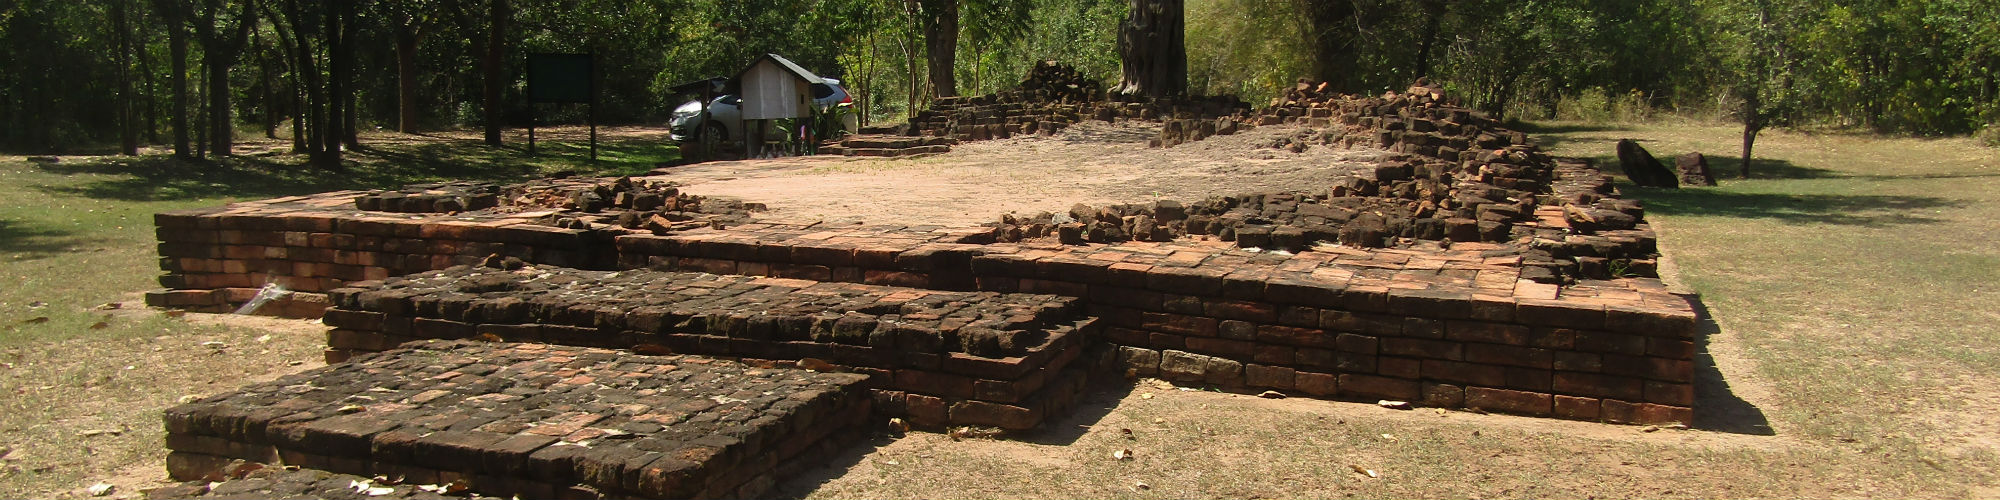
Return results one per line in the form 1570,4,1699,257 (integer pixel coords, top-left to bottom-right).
4,0,1999,153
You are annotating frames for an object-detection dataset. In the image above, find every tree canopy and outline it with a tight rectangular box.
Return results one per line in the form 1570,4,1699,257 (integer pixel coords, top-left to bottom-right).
1,0,1995,154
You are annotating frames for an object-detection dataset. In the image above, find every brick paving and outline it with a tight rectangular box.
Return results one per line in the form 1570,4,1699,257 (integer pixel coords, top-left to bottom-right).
163,340,872,499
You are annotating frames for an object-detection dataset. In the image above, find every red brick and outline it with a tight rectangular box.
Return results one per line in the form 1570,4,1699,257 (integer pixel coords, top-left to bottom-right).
1600,398,1640,424
1295,372,1339,396
862,270,929,288
1446,320,1531,345
1252,344,1294,365
1634,403,1692,425
1465,343,1552,368
1334,333,1378,354
892,369,976,399
1204,299,1278,323
1141,312,1218,337
1338,374,1418,400
1516,298,1606,330
1553,395,1601,420
1552,351,1602,372
1505,367,1552,391
1646,337,1696,360
1464,387,1551,416
1553,372,1644,401
905,394,947,426
1576,330,1647,355
1421,360,1506,386
1381,338,1462,360
1246,364,1296,390
1020,279,1087,297
1145,267,1226,296
791,245,855,267
1255,325,1335,348
948,400,1041,430
1644,380,1694,406
1377,357,1421,379
1185,336,1256,358
1420,382,1464,407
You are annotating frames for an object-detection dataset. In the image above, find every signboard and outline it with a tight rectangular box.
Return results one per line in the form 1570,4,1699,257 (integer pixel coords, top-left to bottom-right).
526,53,592,104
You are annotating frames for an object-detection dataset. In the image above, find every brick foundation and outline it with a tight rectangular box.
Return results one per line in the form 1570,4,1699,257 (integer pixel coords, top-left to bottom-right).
163,340,873,499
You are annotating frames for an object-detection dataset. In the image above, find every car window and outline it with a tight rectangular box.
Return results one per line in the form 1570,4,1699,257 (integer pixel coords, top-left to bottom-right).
810,83,835,99
719,95,740,105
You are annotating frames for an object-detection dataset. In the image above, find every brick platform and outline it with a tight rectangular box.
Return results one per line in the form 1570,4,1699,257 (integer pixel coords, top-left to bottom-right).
163,340,872,499
321,265,1099,430
148,466,509,499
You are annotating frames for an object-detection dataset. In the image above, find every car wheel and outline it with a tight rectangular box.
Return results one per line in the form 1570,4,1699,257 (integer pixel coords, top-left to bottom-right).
700,122,726,156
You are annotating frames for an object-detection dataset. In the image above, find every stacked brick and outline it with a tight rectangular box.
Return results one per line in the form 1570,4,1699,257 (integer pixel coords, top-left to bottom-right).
615,221,1697,424
163,340,873,499
319,265,1099,430
821,134,958,158
146,178,765,316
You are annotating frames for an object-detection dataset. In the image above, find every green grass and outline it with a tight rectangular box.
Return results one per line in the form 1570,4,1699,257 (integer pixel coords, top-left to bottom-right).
1532,120,2000,460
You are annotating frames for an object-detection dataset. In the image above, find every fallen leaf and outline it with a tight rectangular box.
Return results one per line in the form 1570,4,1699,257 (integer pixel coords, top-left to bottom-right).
1379,433,1396,441
21,317,48,324
27,301,46,309
1152,418,1165,424
887,418,909,433
336,404,365,414
1376,400,1411,410
1349,464,1378,478
200,341,227,349
1113,449,1134,461
1139,393,1154,400
797,358,837,372
88,321,109,330
94,303,120,310
78,428,123,437
254,334,272,343
1120,428,1133,439
1258,390,1286,399
1641,425,1660,433
1134,480,1151,491
884,459,900,465
87,483,113,496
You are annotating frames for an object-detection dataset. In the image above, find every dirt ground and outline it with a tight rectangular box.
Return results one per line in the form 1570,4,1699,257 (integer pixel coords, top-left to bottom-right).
652,121,1386,226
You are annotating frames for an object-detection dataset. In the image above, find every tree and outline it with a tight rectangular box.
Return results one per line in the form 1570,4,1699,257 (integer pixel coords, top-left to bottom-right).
482,0,507,146
114,0,141,155
1113,0,1185,98
151,0,194,158
190,0,254,156
1712,0,1810,178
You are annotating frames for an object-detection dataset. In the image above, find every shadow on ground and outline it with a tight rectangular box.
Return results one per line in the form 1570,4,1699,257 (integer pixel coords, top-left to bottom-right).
0,218,79,260
30,139,675,202
1685,294,1775,436
1626,186,1963,226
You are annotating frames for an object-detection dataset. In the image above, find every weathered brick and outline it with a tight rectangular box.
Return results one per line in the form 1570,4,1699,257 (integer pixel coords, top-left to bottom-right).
1338,374,1418,400
1295,371,1339,396
1420,382,1463,407
1420,360,1506,386
1246,364,1296,390
1464,387,1551,416
1553,372,1644,401
1553,395,1601,420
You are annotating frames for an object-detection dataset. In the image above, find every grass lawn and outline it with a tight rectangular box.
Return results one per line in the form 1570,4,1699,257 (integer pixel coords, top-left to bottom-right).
2,121,1997,498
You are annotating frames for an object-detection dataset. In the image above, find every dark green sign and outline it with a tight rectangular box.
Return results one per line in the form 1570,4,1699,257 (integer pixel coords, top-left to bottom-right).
527,53,593,103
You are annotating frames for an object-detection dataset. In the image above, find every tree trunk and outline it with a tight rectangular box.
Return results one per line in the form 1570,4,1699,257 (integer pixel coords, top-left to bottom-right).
1412,0,1446,82
919,0,958,99
1740,92,1762,179
1299,0,1357,91
114,0,139,155
339,3,358,147
138,24,159,144
321,0,344,164
159,1,192,158
482,0,507,146
395,26,422,133
206,58,232,156
1114,0,1186,99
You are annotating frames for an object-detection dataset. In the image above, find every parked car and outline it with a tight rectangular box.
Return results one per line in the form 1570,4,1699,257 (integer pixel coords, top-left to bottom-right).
669,78,858,150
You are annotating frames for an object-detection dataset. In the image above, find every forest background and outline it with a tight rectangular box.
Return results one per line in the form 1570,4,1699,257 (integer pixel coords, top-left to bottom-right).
3,0,1997,157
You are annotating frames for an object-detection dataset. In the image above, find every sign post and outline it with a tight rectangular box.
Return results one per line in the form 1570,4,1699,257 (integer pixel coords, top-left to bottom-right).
526,52,596,161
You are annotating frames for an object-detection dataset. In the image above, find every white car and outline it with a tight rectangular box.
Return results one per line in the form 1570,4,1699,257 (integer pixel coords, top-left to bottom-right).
669,78,857,149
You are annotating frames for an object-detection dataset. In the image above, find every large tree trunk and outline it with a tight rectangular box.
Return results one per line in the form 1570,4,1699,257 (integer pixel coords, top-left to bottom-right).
1412,0,1446,82
114,0,139,155
156,0,192,158
339,3,358,147
205,59,233,156
482,0,507,146
919,0,958,99
321,0,345,165
395,25,422,133
1299,0,1357,91
1114,0,1186,99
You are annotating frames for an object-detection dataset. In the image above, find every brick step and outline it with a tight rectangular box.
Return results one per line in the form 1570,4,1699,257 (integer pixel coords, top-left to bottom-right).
164,340,874,499
321,264,1101,430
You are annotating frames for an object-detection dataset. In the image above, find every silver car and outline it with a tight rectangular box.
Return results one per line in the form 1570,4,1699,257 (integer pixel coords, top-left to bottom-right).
669,78,857,149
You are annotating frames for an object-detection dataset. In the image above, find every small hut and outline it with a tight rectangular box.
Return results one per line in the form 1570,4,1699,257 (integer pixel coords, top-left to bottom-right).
735,54,823,157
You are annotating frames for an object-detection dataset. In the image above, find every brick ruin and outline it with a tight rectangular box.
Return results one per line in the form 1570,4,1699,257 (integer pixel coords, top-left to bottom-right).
149,77,1702,499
